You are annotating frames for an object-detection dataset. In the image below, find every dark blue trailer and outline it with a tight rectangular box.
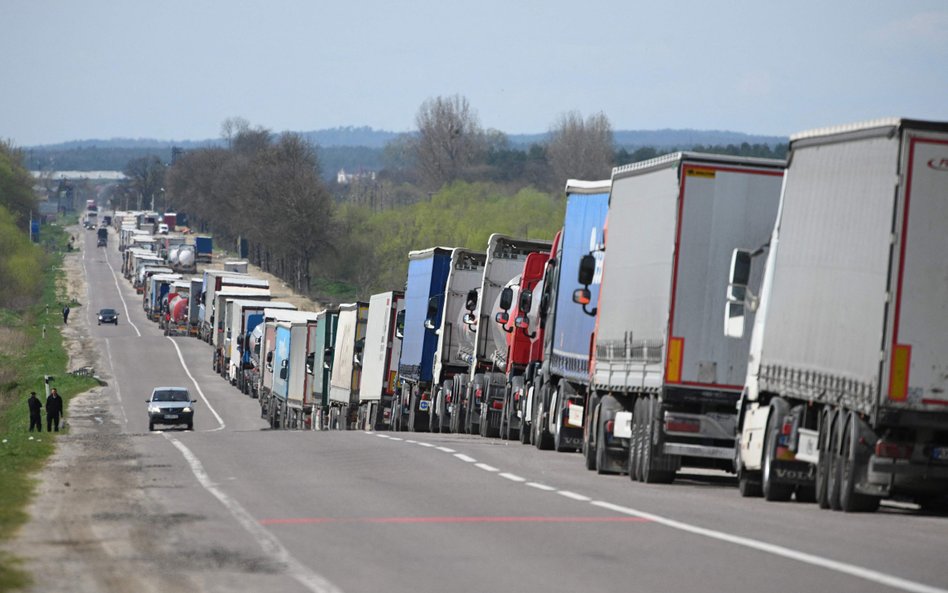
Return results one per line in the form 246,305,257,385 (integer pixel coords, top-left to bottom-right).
394,247,453,431
528,179,611,453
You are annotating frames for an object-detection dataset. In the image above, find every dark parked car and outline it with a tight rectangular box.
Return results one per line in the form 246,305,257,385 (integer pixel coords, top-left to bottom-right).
97,308,119,325
147,387,195,431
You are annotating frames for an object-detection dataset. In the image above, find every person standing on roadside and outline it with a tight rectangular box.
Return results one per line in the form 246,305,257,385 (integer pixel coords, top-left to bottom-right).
28,391,43,432
62,304,70,325
46,388,63,432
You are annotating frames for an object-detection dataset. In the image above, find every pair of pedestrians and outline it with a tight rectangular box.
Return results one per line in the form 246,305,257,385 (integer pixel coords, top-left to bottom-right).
27,389,64,432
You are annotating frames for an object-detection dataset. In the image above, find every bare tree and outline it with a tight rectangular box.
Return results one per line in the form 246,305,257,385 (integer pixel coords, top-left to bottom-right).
414,95,486,191
546,111,615,190
122,156,166,210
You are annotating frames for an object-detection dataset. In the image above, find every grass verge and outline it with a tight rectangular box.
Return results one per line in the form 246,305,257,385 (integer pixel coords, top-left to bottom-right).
0,219,99,590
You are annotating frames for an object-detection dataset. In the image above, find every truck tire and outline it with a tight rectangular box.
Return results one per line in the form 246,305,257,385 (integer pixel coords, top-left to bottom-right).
429,391,441,433
553,387,577,453
595,411,616,475
629,398,643,481
826,409,844,511
762,398,793,502
640,395,675,484
816,408,832,509
584,401,599,471
839,412,881,513
534,383,554,450
440,381,453,433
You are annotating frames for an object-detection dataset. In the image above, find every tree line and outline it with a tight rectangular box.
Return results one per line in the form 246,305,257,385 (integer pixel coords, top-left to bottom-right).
0,141,45,309
156,96,789,301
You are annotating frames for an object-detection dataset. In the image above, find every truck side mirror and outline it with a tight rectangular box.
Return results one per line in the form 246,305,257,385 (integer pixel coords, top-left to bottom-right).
395,310,405,339
424,295,440,330
727,249,752,303
574,254,598,317
518,289,532,313
724,301,745,339
354,338,365,367
499,287,513,311
306,352,315,375
495,311,510,327
279,359,288,380
577,254,596,286
465,289,478,312
323,347,334,369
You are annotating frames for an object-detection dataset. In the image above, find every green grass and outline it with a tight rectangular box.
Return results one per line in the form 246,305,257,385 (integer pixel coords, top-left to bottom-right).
0,219,99,590
310,276,358,302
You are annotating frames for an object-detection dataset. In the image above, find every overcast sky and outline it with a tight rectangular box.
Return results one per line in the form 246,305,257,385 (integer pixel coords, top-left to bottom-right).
2,0,947,146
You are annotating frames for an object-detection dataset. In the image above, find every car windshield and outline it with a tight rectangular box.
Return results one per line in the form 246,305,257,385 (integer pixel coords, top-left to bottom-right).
152,389,190,402
100,309,116,315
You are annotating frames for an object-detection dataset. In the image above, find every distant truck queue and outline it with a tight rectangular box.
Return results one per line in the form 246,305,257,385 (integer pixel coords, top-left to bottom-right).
106,117,948,514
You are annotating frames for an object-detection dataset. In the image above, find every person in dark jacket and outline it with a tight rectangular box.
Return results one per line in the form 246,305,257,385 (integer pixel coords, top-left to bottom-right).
62,305,70,325
28,391,43,432
46,388,64,432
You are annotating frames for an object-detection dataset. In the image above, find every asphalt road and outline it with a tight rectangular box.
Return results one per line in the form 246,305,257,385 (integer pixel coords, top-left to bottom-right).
76,227,948,593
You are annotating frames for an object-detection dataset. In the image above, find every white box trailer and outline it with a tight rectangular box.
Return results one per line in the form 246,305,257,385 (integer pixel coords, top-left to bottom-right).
328,302,369,429
199,270,269,342
224,299,295,386
209,288,271,372
357,291,405,430
264,311,321,430
462,235,553,438
433,248,487,433
731,118,948,511
589,152,784,481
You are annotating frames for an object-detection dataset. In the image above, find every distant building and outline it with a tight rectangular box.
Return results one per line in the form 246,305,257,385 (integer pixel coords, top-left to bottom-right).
336,168,377,185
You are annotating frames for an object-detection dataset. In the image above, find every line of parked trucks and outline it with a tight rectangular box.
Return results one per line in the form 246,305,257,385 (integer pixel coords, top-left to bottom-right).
110,118,948,513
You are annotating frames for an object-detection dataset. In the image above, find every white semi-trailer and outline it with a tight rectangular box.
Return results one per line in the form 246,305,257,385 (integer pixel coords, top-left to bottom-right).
585,152,784,480
730,118,948,512
357,291,405,430
328,302,369,429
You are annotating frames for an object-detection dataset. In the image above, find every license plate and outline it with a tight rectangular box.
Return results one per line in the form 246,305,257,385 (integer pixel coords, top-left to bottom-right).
932,447,948,461
164,414,179,420
418,401,430,412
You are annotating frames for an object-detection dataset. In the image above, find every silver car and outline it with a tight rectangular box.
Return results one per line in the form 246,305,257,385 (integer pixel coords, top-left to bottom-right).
147,387,195,431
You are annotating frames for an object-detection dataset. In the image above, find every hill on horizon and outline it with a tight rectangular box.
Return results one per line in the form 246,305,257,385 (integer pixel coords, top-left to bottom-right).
28,125,787,151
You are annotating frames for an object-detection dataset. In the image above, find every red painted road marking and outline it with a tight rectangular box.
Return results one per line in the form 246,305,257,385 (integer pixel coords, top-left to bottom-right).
260,516,652,526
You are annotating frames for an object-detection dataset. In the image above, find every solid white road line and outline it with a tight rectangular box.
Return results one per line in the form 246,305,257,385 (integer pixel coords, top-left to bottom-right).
589,501,948,593
165,336,225,431
166,436,343,593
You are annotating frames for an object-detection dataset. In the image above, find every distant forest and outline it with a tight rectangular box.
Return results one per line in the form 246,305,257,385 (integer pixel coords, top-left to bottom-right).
26,126,787,181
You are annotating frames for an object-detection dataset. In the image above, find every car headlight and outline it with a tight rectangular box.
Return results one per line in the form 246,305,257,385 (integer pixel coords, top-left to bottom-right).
182,407,192,413
148,405,160,413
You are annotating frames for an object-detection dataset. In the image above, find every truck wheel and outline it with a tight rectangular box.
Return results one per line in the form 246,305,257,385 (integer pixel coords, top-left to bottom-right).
429,393,441,434
585,402,599,471
553,387,576,452
534,384,554,450
595,411,616,475
839,412,880,513
629,398,642,481
762,398,793,502
816,409,832,508
149,420,155,432
641,395,675,484
826,410,843,511
440,381,453,432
